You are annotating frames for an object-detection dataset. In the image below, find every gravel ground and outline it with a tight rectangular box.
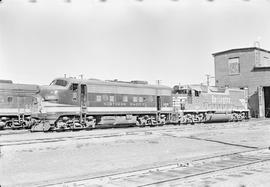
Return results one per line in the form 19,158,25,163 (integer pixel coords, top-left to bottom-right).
0,119,270,186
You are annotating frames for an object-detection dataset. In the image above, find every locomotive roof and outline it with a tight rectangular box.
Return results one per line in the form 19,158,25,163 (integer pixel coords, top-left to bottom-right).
177,84,244,93
0,79,13,84
55,77,172,90
0,83,39,93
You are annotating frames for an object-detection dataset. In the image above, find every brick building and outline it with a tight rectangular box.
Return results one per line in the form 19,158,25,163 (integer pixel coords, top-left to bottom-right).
213,47,270,118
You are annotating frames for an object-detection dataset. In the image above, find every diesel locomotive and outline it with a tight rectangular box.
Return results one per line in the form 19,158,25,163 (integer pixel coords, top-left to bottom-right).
31,77,173,131
0,77,250,131
171,84,249,124
0,80,39,129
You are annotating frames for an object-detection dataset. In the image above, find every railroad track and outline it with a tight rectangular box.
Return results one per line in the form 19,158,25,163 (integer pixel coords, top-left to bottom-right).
0,118,263,137
0,126,187,146
40,148,270,187
0,120,265,147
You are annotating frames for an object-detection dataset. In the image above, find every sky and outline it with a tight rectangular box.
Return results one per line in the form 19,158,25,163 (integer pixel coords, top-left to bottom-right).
0,0,270,87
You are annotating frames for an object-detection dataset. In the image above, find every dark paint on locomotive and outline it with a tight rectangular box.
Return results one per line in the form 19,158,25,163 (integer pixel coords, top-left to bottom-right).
31,77,172,131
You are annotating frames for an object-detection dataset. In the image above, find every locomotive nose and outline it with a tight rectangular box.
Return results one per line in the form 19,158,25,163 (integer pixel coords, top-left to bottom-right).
39,86,61,102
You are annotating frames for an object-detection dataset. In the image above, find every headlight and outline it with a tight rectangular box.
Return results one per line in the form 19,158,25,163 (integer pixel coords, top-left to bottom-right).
44,95,59,101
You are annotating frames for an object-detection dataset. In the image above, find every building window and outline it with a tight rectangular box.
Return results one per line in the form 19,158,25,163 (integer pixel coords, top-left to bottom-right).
255,54,270,68
123,96,128,102
139,97,143,102
96,95,102,102
133,97,138,102
228,58,240,75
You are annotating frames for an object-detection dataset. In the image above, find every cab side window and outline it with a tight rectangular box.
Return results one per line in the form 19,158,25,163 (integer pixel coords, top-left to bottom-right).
195,90,200,97
188,90,192,97
70,83,78,92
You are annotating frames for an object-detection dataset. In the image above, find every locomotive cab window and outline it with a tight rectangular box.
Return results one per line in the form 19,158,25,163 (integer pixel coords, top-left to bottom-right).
50,79,68,87
195,90,200,97
177,89,187,94
70,83,78,92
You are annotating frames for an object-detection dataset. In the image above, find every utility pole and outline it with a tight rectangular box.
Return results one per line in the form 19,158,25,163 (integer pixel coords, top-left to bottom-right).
205,74,215,86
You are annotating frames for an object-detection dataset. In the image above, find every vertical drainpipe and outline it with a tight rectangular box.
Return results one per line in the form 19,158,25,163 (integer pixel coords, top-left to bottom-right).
258,86,265,118
255,49,265,118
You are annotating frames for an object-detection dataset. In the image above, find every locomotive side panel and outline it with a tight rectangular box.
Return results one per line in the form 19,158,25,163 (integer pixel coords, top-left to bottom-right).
173,88,248,112
87,83,172,109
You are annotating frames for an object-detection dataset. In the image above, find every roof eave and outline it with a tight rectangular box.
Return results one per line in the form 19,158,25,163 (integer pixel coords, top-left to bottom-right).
212,47,270,57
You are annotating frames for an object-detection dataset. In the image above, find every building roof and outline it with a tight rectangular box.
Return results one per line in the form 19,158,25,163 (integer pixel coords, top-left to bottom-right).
212,47,270,56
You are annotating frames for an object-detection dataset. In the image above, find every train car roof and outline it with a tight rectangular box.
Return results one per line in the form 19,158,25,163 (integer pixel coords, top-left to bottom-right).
0,83,39,93
177,84,206,92
0,79,13,84
177,84,244,93
54,77,172,90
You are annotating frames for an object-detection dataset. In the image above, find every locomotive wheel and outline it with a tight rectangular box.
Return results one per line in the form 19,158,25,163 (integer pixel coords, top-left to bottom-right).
0,122,4,130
